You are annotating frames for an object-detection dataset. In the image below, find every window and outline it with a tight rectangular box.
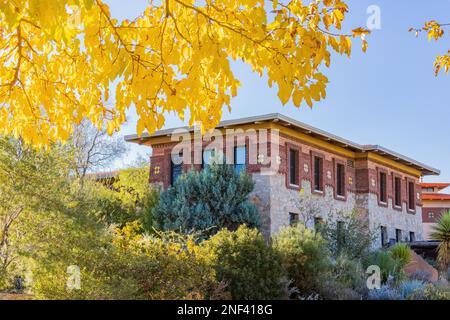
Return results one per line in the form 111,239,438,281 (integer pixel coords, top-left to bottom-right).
379,172,387,203
396,229,402,243
171,152,183,185
289,149,299,186
336,163,345,197
314,156,323,192
381,226,388,247
234,146,246,174
314,217,324,232
428,212,435,219
394,177,402,207
202,149,215,169
423,187,434,193
409,232,416,243
408,182,415,211
289,213,299,226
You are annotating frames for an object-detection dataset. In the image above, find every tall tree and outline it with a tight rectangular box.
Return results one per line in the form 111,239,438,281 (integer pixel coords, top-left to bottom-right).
0,138,71,287
0,0,368,148
71,120,126,183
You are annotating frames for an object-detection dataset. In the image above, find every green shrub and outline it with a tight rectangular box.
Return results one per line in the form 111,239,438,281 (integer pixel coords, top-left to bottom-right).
153,165,259,238
389,243,412,269
200,226,285,300
320,253,368,300
366,250,402,283
32,220,221,300
273,224,330,296
321,210,376,261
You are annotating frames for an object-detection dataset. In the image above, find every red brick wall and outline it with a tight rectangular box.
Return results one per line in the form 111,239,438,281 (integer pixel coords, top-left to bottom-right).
422,207,448,223
148,129,422,212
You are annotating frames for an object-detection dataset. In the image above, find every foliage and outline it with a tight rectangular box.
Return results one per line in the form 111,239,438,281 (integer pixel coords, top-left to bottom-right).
0,0,368,148
411,21,450,75
320,253,368,300
412,283,450,300
366,250,402,284
0,137,72,290
321,210,376,261
79,165,159,227
429,211,450,281
32,221,221,300
398,280,426,299
367,285,404,301
389,243,412,269
153,165,259,238
368,281,450,301
273,223,330,296
200,226,285,300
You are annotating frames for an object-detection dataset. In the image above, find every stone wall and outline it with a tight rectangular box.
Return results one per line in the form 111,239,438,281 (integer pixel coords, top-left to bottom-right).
251,173,357,238
251,172,423,249
367,196,423,247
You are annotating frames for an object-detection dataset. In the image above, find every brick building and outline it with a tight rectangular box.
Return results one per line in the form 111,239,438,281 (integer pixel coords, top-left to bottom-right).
420,183,450,240
125,114,440,248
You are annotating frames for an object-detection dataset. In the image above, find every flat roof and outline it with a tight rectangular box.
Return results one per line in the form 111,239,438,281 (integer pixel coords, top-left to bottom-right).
422,193,450,201
420,183,450,189
125,113,440,176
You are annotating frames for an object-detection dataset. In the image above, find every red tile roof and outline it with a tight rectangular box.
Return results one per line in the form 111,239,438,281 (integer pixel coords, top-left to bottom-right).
420,183,450,189
422,193,450,201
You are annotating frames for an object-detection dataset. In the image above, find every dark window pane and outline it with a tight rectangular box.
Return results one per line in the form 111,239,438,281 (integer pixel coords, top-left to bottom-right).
396,229,402,243
314,157,323,191
394,177,401,207
289,213,299,226
408,182,415,210
289,149,298,185
409,232,415,242
379,172,387,203
336,163,345,197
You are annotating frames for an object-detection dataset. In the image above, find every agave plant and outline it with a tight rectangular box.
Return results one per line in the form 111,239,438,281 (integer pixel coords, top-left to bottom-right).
430,212,450,281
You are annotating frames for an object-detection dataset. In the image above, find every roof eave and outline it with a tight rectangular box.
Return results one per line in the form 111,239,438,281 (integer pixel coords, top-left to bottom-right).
124,114,440,176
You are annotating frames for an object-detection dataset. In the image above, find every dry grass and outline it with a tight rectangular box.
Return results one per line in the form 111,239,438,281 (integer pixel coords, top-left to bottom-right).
0,293,33,300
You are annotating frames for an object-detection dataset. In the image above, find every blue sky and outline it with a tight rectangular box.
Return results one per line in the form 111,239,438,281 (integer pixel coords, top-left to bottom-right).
106,0,450,188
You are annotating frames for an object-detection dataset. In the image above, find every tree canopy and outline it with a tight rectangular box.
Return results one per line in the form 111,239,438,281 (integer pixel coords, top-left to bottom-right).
0,0,368,148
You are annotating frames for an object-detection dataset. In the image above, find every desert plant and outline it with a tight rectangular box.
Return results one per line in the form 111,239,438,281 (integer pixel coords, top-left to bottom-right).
367,250,403,284
200,226,285,300
398,280,426,299
322,253,368,300
153,165,259,238
273,223,330,296
429,211,450,281
389,243,412,269
367,285,403,300
321,210,376,261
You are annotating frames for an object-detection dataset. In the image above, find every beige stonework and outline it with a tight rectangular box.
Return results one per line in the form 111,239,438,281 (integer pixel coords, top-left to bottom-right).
250,173,423,248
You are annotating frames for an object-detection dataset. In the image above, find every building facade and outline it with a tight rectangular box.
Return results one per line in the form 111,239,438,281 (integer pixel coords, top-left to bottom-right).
125,114,440,248
420,183,450,240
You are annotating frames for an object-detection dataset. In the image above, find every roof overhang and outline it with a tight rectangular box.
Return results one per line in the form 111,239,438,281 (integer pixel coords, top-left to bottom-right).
125,113,440,176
